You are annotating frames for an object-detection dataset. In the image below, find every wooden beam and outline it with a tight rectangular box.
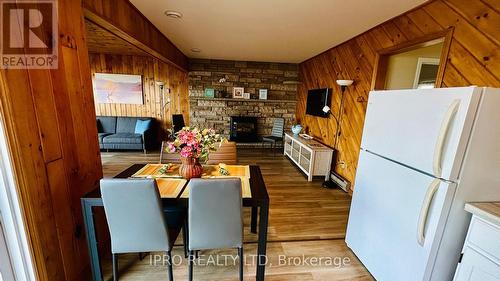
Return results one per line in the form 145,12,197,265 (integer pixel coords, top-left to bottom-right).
82,0,188,71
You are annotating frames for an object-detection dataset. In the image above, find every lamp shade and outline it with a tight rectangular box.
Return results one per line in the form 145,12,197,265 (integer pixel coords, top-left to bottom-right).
336,80,354,86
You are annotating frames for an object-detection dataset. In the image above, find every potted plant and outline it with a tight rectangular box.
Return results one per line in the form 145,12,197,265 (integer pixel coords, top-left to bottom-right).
165,127,223,179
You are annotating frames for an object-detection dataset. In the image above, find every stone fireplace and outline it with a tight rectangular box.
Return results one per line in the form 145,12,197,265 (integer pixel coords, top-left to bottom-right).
188,59,298,138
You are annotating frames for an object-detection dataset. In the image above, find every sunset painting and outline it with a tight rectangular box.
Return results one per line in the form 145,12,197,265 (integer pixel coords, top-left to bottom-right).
93,73,143,104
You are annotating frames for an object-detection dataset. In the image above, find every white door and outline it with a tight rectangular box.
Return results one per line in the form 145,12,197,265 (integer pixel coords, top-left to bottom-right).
360,87,482,181
346,150,456,281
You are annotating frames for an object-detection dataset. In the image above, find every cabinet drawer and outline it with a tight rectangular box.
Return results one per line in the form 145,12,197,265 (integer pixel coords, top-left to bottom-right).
454,247,500,281
467,217,500,260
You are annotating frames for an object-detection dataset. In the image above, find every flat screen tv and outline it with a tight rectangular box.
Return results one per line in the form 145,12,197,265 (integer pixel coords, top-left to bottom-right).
306,88,331,118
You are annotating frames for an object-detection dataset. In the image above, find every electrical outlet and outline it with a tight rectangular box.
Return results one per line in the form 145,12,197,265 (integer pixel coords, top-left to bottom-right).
339,161,346,169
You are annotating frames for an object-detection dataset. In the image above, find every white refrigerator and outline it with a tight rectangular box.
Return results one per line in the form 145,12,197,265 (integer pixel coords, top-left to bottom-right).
345,87,500,281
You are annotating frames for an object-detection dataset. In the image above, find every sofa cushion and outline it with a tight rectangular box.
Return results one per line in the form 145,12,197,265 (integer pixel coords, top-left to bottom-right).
135,119,152,134
96,116,117,133
98,133,112,143
116,117,139,133
102,133,143,144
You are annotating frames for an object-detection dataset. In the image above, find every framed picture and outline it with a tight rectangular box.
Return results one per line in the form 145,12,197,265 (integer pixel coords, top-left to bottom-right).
259,89,268,100
413,58,440,89
93,73,143,104
243,92,250,99
204,88,215,98
232,87,244,98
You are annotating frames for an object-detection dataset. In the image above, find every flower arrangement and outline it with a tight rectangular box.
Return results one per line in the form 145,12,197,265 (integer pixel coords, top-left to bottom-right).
166,127,224,161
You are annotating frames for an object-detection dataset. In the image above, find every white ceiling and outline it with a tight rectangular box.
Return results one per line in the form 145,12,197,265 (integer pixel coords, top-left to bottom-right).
130,0,426,63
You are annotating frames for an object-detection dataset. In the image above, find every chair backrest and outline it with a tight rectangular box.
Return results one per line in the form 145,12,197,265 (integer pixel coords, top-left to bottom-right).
172,114,185,133
271,118,285,138
100,178,171,253
206,141,237,165
160,141,181,164
188,178,243,250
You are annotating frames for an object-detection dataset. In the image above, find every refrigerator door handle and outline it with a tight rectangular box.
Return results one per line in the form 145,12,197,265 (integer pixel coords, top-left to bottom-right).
417,178,441,246
433,99,460,177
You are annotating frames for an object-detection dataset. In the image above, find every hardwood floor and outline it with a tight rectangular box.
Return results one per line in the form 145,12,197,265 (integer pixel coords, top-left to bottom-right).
99,148,373,280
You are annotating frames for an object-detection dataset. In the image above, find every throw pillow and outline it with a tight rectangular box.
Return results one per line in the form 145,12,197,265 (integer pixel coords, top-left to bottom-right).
134,119,152,134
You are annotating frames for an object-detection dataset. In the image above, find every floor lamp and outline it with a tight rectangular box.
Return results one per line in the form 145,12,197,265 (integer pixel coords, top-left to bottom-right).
322,79,354,150
156,81,171,122
321,79,353,191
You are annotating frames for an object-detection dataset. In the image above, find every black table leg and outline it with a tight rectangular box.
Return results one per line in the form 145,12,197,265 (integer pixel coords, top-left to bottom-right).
256,202,269,281
251,206,258,234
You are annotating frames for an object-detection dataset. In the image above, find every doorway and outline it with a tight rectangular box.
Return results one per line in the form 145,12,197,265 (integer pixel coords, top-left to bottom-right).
371,29,453,90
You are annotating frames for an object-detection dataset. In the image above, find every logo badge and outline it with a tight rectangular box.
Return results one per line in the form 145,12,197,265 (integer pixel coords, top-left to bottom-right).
1,0,58,69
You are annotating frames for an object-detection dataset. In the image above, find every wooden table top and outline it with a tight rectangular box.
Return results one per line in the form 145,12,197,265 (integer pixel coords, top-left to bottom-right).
83,164,269,206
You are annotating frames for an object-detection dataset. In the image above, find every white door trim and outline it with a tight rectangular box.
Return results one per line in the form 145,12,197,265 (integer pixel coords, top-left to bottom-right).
0,115,36,281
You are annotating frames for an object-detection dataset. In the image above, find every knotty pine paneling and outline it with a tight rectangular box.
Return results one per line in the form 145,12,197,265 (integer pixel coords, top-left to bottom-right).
89,53,189,130
297,0,500,190
0,0,102,280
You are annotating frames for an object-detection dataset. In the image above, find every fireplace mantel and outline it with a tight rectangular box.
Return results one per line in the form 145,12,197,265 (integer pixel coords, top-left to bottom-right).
190,97,296,103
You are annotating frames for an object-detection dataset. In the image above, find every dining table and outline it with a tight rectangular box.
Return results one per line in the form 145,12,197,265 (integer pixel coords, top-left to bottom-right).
81,163,269,281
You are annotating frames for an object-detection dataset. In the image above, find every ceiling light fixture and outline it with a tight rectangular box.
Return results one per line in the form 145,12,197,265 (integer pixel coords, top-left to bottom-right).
190,48,201,53
164,10,182,19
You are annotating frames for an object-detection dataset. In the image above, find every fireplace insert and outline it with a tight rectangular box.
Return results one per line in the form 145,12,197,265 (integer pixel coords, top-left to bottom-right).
230,116,259,142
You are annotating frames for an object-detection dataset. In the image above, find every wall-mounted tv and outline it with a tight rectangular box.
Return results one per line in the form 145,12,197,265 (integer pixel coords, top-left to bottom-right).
306,88,331,118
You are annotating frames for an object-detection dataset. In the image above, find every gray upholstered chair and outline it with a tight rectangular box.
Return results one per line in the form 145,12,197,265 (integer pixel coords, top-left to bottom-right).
187,178,243,281
262,118,285,155
100,178,187,281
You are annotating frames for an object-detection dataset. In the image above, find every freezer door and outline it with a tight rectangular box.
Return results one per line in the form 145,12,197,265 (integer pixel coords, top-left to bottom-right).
360,87,481,181
346,150,456,281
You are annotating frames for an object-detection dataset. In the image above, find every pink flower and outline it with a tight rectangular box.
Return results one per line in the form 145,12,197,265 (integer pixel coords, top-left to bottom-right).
167,142,176,153
180,146,193,158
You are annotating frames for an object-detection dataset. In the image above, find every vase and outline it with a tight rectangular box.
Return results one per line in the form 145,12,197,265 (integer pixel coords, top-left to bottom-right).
179,156,203,179
291,124,302,136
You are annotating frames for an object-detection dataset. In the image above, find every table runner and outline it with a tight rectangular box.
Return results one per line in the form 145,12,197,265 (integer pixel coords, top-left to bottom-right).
130,163,251,178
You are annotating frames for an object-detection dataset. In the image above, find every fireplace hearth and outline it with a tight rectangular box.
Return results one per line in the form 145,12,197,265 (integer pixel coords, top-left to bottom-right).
230,116,259,142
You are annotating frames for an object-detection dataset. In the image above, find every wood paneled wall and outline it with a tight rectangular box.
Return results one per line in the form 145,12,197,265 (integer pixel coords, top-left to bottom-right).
297,0,500,190
82,0,188,70
89,53,189,129
0,0,101,280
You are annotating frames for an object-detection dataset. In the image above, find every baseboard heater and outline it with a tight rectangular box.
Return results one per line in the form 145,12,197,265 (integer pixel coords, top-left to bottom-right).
323,171,350,193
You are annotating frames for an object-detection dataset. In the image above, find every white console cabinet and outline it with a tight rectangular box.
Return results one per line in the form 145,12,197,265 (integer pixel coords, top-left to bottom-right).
284,132,333,181
454,203,500,281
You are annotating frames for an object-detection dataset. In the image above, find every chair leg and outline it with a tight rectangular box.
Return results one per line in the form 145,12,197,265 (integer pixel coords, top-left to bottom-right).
167,250,173,281
112,253,119,281
138,252,146,260
188,250,194,281
183,217,189,258
238,247,244,281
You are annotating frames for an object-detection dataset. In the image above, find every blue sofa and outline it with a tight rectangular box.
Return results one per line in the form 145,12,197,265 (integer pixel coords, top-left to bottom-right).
96,116,155,153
